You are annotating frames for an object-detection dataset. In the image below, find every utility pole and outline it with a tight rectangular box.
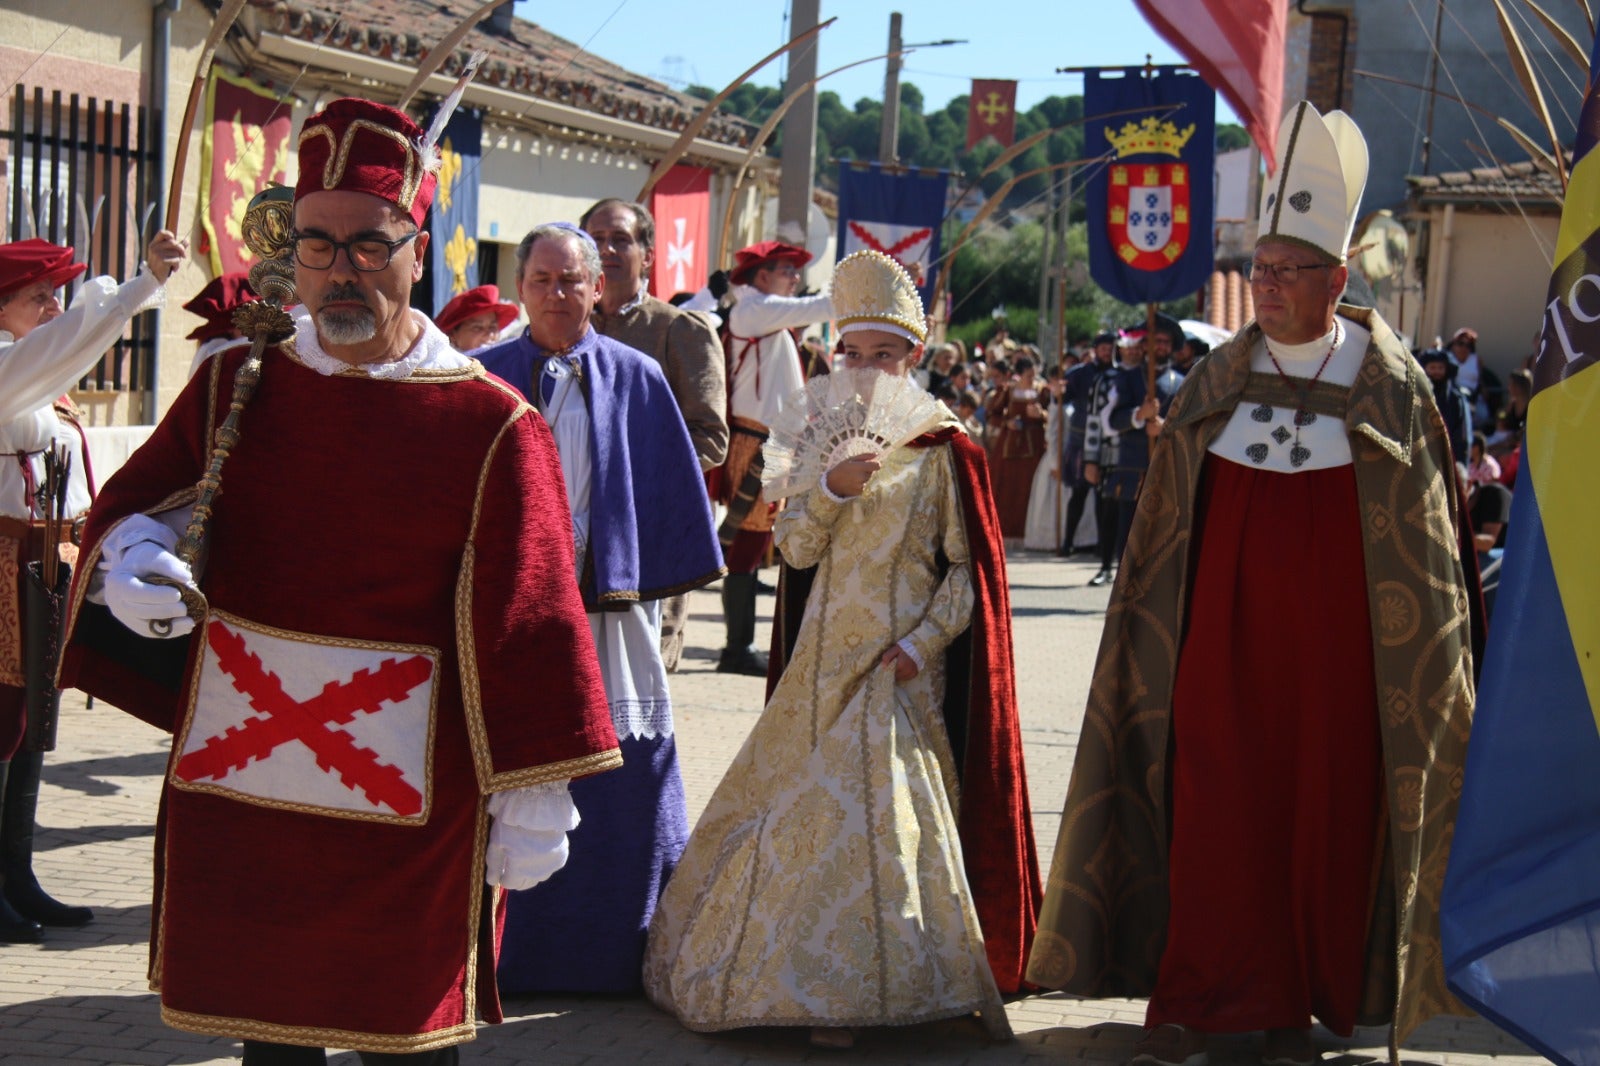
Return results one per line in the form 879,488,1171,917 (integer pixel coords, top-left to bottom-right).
879,12,903,164
779,0,822,247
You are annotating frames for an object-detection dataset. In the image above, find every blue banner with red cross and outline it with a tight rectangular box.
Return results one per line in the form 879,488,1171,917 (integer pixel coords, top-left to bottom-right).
837,161,950,309
1084,67,1214,304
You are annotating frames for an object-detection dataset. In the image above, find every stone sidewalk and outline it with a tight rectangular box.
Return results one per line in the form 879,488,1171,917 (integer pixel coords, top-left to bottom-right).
0,551,1538,1066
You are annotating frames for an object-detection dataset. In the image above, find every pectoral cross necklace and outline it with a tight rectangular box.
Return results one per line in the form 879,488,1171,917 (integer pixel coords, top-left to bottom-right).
1252,322,1341,469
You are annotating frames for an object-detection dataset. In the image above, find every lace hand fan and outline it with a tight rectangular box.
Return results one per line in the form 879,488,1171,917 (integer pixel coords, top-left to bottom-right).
762,368,950,499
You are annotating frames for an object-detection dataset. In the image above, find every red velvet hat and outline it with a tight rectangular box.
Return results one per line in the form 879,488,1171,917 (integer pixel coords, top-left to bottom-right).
0,239,88,299
295,98,437,226
182,272,258,342
435,284,519,335
729,240,812,285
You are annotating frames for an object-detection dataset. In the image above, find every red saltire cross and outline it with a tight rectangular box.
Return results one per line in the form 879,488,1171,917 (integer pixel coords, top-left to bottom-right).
848,221,932,262
176,622,433,816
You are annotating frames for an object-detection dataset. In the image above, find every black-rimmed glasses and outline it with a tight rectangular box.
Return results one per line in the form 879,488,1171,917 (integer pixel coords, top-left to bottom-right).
1246,259,1334,284
290,231,419,272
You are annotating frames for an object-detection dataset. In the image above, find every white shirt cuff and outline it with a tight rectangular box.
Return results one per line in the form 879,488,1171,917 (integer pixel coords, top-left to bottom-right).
819,475,852,504
896,638,925,672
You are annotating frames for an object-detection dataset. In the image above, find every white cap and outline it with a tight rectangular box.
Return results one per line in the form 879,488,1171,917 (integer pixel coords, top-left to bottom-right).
1257,100,1368,264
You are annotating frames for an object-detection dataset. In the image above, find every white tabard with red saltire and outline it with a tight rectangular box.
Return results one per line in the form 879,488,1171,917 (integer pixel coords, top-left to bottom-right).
58,325,620,1055
174,612,438,822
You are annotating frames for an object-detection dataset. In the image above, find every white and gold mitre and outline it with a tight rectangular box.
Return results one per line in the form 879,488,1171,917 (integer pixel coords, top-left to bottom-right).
1257,100,1368,263
830,250,927,345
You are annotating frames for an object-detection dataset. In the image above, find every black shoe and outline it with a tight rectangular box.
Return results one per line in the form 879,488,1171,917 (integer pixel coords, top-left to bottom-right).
754,577,777,595
716,648,769,677
2,752,93,928
1087,567,1115,587
4,876,93,927
0,893,42,943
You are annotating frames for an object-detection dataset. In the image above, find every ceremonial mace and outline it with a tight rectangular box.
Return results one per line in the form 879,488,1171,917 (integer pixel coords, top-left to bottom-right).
148,185,297,637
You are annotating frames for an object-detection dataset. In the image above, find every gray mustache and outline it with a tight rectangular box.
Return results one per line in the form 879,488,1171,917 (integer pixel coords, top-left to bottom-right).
322,284,370,308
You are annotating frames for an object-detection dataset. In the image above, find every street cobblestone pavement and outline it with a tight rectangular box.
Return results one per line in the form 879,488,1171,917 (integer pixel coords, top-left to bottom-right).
0,551,1539,1066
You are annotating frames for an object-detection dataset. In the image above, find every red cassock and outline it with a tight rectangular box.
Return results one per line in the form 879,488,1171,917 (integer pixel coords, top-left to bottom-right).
1148,456,1382,1035
59,346,620,1053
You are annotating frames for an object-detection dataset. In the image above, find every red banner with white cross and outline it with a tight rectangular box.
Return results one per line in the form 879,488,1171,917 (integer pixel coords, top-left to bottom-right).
649,165,711,298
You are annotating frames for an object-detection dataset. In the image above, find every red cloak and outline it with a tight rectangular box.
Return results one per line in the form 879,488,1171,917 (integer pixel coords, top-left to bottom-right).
59,345,620,1052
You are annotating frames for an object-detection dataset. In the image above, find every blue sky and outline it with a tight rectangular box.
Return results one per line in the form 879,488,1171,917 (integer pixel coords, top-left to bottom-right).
512,0,1242,123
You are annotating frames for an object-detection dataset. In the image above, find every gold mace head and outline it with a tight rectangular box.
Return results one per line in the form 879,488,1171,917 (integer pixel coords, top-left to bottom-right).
240,183,297,317
241,183,295,263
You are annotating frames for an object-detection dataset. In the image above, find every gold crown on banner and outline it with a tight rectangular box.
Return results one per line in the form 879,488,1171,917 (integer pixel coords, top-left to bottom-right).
831,250,927,345
1104,116,1196,159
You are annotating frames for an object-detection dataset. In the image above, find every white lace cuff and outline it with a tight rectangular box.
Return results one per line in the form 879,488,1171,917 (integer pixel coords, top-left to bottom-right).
486,779,578,831
896,637,925,672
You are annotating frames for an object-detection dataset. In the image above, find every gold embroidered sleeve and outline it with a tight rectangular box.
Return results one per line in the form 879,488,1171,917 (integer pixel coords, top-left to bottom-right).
774,486,847,569
902,452,975,667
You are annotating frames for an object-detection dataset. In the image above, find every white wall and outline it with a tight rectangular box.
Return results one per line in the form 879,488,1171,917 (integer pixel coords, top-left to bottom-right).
1422,206,1560,375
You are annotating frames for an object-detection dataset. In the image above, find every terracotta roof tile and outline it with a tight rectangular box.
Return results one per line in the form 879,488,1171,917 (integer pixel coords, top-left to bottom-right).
1405,159,1563,209
252,0,756,146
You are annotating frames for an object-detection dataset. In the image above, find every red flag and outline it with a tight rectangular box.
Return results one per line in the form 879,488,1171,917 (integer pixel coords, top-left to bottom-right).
648,165,710,298
967,79,1018,150
1133,0,1285,173
199,69,292,275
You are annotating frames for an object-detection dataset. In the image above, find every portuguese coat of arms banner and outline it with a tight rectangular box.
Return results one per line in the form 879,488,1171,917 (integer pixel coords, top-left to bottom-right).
1084,67,1215,304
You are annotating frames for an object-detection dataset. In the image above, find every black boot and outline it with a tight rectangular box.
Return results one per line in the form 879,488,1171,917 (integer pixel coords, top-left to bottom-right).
0,761,43,942
717,574,768,677
1,750,92,927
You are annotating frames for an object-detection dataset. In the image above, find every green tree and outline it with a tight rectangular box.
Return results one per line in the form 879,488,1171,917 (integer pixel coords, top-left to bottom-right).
1217,122,1249,151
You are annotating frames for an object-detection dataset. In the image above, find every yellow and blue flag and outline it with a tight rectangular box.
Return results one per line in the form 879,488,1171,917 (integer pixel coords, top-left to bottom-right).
1440,28,1600,1066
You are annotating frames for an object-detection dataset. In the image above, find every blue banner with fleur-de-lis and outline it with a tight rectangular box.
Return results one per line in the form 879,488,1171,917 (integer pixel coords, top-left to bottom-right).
426,107,482,316
1084,67,1214,304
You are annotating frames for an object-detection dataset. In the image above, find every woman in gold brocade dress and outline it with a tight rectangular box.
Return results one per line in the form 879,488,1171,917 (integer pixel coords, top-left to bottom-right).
644,252,1012,1048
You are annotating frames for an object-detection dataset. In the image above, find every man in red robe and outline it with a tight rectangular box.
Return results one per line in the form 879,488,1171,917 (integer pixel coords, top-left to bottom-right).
58,98,620,1065
1027,102,1475,1066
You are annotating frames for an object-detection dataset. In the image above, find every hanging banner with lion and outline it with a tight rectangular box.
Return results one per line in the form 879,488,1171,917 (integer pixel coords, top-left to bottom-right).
199,68,292,276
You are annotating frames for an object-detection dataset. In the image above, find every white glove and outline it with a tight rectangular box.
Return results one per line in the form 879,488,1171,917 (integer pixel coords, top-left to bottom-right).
485,781,578,891
485,828,570,891
103,540,197,638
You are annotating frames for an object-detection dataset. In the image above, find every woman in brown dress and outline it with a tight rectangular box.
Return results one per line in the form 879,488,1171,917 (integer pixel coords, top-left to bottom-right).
985,355,1048,536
